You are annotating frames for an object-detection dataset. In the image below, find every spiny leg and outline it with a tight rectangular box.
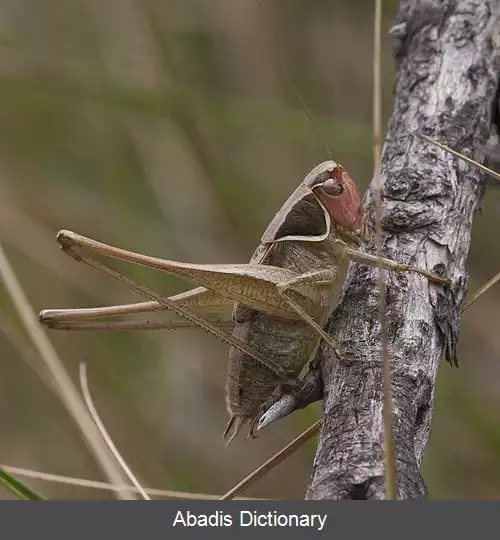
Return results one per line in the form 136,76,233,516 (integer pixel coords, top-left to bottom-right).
44,319,235,332
56,230,307,320
276,268,342,358
277,294,341,358
59,242,284,376
40,288,232,331
40,302,164,325
39,287,226,325
334,241,451,285
276,268,337,289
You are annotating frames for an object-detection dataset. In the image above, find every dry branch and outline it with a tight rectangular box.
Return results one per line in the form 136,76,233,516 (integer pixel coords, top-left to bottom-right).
306,0,500,499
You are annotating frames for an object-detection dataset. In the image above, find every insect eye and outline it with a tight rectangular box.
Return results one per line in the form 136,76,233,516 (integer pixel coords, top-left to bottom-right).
312,169,334,186
320,178,344,196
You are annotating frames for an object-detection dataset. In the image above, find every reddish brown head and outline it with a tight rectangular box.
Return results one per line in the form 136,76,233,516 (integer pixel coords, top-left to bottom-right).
305,160,364,233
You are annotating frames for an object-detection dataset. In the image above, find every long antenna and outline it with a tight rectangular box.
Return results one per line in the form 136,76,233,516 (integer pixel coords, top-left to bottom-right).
253,0,333,160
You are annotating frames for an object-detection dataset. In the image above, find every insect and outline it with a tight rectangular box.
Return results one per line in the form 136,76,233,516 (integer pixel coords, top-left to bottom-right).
39,160,450,444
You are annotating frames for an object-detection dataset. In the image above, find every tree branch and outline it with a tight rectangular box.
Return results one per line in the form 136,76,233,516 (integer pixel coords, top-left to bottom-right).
306,0,500,500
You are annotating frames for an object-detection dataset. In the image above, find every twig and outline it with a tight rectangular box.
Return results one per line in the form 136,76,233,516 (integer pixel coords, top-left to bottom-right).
220,420,320,500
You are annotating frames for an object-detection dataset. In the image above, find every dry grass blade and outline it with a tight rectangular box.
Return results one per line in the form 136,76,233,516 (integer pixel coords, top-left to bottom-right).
79,363,150,500
373,0,397,500
0,311,58,396
220,420,320,500
461,272,500,312
0,242,136,500
418,133,500,183
418,136,500,313
1,465,264,500
417,135,500,313
0,206,111,301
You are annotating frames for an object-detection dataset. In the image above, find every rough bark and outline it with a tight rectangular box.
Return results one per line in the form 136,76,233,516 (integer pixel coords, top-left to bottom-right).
305,0,500,500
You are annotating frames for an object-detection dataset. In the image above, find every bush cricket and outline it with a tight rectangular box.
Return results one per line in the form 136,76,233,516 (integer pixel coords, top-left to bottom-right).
257,134,500,432
39,160,450,444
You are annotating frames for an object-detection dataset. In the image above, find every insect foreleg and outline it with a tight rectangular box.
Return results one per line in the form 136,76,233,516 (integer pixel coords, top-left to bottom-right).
334,240,451,285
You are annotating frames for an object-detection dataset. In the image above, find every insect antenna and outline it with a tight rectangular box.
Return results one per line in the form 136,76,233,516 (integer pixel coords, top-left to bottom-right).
253,0,333,161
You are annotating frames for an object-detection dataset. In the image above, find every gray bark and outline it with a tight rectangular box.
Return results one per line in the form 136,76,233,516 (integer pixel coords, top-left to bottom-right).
306,0,500,500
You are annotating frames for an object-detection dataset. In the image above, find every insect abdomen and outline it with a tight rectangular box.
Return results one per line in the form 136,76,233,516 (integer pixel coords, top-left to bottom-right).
224,240,336,443
225,312,317,442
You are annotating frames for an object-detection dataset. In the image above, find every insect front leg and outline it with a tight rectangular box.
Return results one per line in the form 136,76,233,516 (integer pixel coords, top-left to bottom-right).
333,240,451,285
275,268,342,358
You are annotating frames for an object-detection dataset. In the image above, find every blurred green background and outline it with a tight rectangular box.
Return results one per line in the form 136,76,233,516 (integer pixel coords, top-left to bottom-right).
1,0,500,500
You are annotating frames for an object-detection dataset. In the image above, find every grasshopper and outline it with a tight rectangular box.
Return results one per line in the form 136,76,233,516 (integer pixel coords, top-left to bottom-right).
39,160,450,444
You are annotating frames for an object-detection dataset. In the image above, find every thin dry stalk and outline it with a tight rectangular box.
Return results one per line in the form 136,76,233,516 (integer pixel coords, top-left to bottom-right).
1,465,263,500
419,134,500,182
220,420,320,500
373,0,397,499
461,272,500,312
0,242,136,500
0,312,58,396
79,363,150,500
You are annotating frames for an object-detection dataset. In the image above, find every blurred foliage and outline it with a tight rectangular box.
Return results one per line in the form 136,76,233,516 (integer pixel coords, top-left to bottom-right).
0,0,499,500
